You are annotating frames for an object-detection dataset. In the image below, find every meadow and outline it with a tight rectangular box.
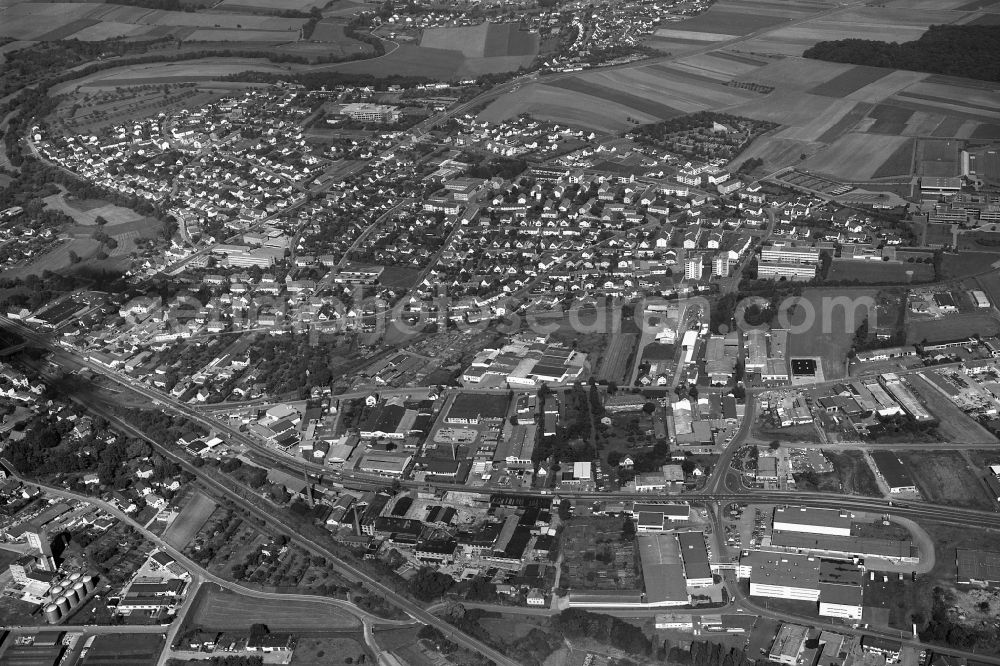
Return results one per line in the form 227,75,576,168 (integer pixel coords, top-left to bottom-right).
163,491,217,550
188,584,361,630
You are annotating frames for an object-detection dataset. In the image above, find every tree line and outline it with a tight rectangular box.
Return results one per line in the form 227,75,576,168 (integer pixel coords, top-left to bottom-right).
804,25,1000,82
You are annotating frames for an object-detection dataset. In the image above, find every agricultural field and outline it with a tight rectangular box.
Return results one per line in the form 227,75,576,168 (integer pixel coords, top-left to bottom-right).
0,2,308,42
897,450,996,510
906,312,1000,345
799,133,912,180
217,0,330,11
163,491,217,550
479,83,656,133
419,22,538,59
870,139,915,178
185,584,360,631
903,373,998,444
786,287,877,380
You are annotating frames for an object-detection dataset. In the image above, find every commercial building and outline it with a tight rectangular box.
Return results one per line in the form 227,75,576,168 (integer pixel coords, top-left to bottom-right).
772,506,852,537
340,103,400,124
745,552,820,601
817,560,863,620
637,535,690,606
757,261,817,280
630,503,691,532
878,373,934,422
768,623,810,665
676,531,713,587
769,530,918,564
870,451,917,493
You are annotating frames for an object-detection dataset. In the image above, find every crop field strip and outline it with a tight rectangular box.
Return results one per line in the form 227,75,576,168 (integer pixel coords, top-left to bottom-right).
189,586,361,631
870,138,915,179
807,65,892,98
546,78,684,119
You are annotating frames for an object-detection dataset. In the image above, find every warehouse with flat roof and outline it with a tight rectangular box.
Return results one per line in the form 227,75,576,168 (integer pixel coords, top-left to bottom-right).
638,535,690,606
772,506,852,537
870,451,917,493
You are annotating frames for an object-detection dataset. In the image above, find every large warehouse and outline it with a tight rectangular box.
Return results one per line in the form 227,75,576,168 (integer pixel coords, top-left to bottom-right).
772,506,852,537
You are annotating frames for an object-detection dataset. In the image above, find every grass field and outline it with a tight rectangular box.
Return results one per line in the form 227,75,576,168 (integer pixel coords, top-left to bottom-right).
827,260,933,283
907,312,1000,344
43,193,143,226
905,373,998,444
787,287,877,379
897,450,995,509
187,584,360,631
595,333,637,384
163,491,217,550
291,636,371,665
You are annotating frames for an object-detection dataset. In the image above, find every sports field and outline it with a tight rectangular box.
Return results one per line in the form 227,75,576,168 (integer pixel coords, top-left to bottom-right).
188,584,361,630
163,491,217,550
826,260,932,283
906,312,1000,344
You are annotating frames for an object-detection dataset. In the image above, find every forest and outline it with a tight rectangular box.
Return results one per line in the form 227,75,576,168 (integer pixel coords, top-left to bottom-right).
803,24,1000,82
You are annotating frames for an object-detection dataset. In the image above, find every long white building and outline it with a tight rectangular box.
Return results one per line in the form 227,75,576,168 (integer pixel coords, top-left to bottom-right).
773,506,852,537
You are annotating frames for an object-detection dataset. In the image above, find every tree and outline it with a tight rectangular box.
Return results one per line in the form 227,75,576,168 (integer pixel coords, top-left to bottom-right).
681,459,696,475
769,441,780,450
642,401,657,414
621,516,636,542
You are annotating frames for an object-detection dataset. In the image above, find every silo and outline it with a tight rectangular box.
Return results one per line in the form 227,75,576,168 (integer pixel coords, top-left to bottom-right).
55,596,71,615
63,586,79,606
68,572,82,584
72,582,87,603
49,585,65,600
81,574,97,594
43,604,62,624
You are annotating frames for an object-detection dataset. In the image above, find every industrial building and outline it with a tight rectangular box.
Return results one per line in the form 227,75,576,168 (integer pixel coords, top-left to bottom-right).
772,506,852,537
869,451,917,493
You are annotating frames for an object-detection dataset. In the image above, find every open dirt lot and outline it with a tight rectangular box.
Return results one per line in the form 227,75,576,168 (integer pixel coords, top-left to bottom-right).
897,450,996,510
905,373,998,444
